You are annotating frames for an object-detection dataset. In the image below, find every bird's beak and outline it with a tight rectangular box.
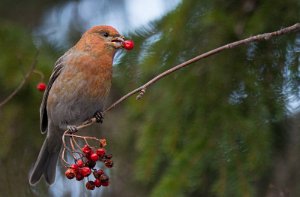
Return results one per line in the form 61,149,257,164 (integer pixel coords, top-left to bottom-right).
110,36,125,49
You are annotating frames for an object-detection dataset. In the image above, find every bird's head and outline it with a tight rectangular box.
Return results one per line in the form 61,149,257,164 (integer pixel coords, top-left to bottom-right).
77,25,125,53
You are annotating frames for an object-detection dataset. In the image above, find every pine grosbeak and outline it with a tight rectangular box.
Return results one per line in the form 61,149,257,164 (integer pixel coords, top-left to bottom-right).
29,26,125,185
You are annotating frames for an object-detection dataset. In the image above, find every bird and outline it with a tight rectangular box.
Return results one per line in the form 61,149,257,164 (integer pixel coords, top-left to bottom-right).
29,25,125,185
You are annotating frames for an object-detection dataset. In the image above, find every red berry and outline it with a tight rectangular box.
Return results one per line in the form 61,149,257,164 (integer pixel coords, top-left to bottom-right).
80,167,91,177
96,169,104,176
85,150,94,160
76,160,84,168
93,169,104,178
70,164,79,171
82,145,92,154
100,174,109,186
94,179,101,187
96,148,106,157
100,174,109,182
104,160,113,168
86,181,95,190
90,153,99,161
101,181,109,187
123,40,134,50
37,82,46,92
76,172,84,181
65,168,75,179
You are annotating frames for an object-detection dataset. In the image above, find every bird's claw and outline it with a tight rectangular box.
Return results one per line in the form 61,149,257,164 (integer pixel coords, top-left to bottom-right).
67,125,78,133
94,111,104,123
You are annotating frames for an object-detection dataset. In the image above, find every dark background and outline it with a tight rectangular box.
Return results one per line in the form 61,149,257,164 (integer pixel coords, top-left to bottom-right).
0,0,300,196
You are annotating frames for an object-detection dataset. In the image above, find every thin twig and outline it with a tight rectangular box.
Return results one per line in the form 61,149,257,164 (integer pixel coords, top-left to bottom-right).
66,23,300,133
70,137,75,151
64,133,103,141
62,130,73,153
0,51,39,108
61,148,69,167
72,137,81,150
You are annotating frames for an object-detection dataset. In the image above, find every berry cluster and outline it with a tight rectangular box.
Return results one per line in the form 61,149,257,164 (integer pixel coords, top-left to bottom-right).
64,141,113,190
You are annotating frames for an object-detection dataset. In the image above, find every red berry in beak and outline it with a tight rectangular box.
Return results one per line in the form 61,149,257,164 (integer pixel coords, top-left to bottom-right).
37,82,46,92
123,40,134,50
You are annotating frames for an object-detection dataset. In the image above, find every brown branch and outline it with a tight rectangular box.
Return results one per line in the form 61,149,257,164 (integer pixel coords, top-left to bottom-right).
67,23,300,133
0,51,39,108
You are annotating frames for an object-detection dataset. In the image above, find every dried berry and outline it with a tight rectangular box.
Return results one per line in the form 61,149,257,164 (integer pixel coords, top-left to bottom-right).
105,154,113,159
99,139,107,147
65,168,76,179
86,181,95,190
76,173,84,181
100,174,109,182
104,160,113,168
96,169,104,176
93,169,103,178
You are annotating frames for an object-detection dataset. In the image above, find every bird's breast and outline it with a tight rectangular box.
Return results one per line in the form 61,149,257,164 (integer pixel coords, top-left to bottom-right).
47,53,113,126
60,53,112,100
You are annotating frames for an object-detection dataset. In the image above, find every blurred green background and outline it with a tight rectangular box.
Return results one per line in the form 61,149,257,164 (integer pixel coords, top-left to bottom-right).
0,0,300,196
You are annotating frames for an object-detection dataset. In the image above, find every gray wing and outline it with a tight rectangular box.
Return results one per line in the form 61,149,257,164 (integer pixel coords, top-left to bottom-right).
40,56,65,134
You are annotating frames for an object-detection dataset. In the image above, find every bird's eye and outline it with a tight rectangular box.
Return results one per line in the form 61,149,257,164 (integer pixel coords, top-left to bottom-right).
101,32,109,37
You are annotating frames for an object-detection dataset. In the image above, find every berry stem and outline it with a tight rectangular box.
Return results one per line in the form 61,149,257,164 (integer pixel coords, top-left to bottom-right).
61,148,69,168
69,137,75,150
71,136,81,150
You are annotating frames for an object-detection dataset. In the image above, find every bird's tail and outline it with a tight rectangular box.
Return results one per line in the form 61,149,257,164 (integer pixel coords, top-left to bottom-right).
29,137,61,185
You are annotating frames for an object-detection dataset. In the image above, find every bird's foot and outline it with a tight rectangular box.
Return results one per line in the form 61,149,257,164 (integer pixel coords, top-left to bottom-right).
67,125,78,133
94,111,104,123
